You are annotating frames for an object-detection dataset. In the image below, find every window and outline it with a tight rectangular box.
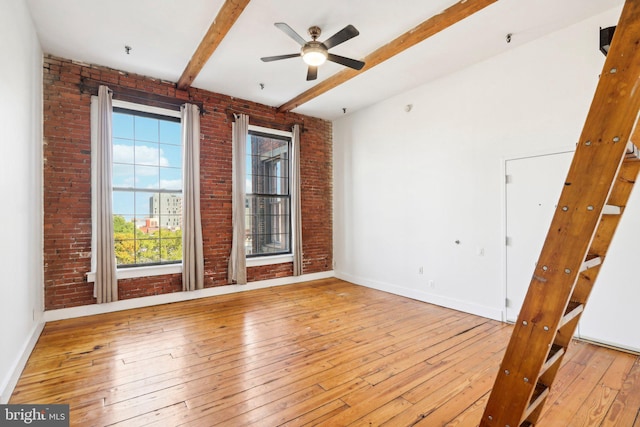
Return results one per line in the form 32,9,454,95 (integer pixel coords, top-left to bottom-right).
245,129,291,257
111,106,183,267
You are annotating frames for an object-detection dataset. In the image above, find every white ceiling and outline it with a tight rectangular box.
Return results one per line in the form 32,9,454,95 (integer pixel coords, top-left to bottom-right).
26,0,622,121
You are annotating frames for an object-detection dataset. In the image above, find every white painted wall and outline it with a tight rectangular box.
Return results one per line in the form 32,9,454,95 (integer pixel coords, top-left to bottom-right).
333,7,624,321
0,0,44,403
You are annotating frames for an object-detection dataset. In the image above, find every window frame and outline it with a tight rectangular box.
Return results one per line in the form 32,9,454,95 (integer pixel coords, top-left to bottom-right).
111,106,183,268
245,125,295,267
87,98,183,282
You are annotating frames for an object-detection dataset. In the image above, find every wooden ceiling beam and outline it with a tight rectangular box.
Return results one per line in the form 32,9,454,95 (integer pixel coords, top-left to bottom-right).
277,0,497,113
177,0,251,90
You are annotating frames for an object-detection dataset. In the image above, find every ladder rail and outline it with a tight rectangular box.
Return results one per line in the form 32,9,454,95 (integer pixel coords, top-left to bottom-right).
523,159,640,426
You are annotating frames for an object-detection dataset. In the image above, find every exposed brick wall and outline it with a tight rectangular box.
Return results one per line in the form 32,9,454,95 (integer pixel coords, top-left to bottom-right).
247,262,296,282
43,55,333,310
118,274,182,301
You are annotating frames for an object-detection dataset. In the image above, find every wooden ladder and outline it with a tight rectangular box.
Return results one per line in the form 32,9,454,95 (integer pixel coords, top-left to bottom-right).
480,1,640,426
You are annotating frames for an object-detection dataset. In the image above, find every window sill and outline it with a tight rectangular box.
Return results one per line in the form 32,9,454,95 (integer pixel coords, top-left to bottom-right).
246,254,293,268
85,255,292,282
86,263,182,283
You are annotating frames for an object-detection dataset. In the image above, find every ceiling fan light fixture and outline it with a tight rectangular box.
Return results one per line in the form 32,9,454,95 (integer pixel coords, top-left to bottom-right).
302,45,327,66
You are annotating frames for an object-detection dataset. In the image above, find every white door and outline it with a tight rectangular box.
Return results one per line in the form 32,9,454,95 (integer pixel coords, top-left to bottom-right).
505,151,573,322
505,151,640,352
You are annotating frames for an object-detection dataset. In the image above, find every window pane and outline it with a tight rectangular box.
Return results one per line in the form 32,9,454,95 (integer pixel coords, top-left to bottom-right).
245,194,290,256
113,191,135,219
160,237,182,262
113,113,134,139
114,235,136,266
160,167,182,190
280,158,290,194
135,141,161,166
134,116,159,142
135,165,160,189
136,191,156,218
247,134,289,196
245,196,254,255
136,237,160,264
160,143,181,167
113,138,134,164
159,214,182,231
113,164,134,188
160,120,181,145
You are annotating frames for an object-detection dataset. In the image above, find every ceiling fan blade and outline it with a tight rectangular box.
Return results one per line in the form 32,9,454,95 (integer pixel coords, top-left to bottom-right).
322,25,359,49
306,66,318,81
274,22,307,46
327,53,365,70
261,53,301,62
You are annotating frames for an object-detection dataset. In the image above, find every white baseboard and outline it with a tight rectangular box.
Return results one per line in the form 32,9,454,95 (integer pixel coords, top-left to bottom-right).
0,321,45,404
336,271,503,321
577,334,640,355
44,271,335,322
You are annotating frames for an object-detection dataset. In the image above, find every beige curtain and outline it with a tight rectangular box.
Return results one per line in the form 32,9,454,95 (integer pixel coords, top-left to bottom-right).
228,114,249,284
95,85,118,303
291,124,303,276
181,104,204,291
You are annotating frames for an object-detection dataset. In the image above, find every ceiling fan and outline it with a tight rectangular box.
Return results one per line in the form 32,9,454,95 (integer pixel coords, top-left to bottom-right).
261,23,365,81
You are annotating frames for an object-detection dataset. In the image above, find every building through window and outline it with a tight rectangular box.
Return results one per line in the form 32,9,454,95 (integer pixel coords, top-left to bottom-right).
111,106,183,267
245,130,291,257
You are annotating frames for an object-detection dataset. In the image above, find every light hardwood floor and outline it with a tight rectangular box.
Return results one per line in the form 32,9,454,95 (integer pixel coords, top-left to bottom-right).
11,278,640,426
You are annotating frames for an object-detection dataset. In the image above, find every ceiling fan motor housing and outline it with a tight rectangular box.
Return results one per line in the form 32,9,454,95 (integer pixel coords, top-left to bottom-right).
308,26,322,40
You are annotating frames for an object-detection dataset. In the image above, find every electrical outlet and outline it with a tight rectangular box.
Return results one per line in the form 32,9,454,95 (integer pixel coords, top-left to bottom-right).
418,266,423,274
428,280,435,288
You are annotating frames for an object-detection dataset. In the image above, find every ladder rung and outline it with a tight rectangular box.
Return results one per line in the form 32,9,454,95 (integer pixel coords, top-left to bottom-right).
602,205,622,215
522,382,549,424
580,256,602,272
541,344,565,377
626,141,639,159
558,301,584,330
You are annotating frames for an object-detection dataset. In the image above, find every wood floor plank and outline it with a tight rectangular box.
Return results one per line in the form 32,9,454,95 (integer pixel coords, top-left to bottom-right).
279,399,348,427
9,278,639,426
349,396,413,426
414,358,499,426
567,350,637,426
602,358,640,426
568,384,619,427
537,346,617,425
382,340,506,426
444,391,491,427
239,379,368,427
107,401,188,426
400,325,511,405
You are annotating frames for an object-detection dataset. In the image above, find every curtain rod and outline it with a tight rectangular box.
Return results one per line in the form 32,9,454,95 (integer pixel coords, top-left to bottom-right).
225,108,305,132
78,78,205,114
